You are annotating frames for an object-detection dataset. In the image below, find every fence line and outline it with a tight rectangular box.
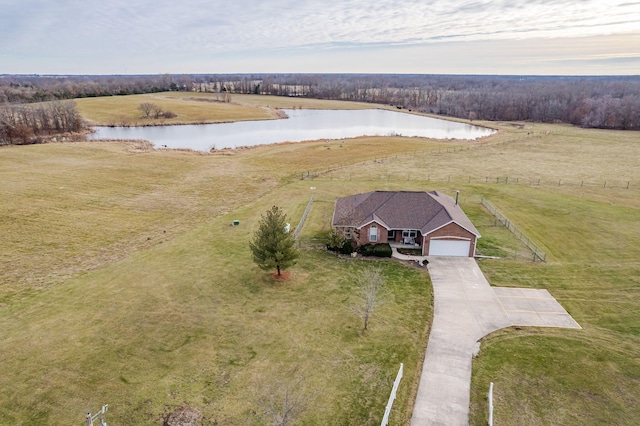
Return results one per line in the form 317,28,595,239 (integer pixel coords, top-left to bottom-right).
301,135,532,181
481,198,547,262
381,363,404,426
296,134,636,191
306,172,637,191
296,237,328,249
293,195,314,238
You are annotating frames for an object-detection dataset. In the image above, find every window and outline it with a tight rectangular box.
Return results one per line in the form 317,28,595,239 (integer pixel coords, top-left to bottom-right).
402,230,418,245
387,230,395,239
369,225,378,242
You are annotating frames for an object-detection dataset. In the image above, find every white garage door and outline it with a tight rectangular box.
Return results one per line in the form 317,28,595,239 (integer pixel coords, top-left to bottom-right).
428,239,471,257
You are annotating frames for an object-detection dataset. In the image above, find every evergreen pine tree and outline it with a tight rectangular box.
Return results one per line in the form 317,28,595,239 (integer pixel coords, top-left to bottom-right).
250,206,299,276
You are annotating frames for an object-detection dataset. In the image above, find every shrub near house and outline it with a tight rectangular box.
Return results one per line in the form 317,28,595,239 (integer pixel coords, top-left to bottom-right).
358,243,393,258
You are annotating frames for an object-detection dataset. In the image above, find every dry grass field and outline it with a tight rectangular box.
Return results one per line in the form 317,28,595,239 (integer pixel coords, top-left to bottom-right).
1,94,639,424
75,93,278,126
0,134,463,303
325,122,640,192
75,93,378,126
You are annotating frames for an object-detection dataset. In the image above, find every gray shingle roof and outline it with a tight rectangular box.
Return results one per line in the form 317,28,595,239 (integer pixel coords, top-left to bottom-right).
332,190,480,237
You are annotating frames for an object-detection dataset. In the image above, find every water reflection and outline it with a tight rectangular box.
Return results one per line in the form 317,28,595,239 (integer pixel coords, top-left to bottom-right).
88,109,494,151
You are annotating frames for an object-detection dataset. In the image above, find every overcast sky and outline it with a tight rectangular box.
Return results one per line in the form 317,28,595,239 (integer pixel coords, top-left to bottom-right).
2,0,639,75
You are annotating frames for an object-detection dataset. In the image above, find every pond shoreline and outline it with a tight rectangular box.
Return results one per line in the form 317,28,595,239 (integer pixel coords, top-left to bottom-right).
88,108,496,152
87,109,289,128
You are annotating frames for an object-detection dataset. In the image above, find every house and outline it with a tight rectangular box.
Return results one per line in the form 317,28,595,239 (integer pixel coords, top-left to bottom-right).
331,190,480,257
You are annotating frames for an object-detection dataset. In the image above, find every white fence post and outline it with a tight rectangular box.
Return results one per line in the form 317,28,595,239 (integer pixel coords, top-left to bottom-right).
488,382,494,426
86,404,108,426
381,363,403,426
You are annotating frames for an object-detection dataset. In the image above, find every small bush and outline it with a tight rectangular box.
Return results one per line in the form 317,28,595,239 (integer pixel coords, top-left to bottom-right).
373,243,392,258
358,243,375,256
359,243,391,257
161,111,178,119
397,248,422,256
339,240,355,255
326,229,347,252
326,230,356,254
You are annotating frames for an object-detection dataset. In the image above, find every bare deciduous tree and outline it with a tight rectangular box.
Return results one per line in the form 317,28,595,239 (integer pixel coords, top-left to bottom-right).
0,101,85,145
151,104,164,119
138,102,155,118
259,375,314,426
138,102,170,119
351,267,386,330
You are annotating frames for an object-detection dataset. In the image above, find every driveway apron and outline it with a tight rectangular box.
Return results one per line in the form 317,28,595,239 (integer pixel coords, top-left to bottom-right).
411,257,511,426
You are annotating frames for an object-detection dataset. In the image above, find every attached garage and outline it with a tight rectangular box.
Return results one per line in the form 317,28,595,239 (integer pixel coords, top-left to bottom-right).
428,239,471,257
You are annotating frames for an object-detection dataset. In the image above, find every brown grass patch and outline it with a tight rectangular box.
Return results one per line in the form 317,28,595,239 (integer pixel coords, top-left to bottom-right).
272,270,292,281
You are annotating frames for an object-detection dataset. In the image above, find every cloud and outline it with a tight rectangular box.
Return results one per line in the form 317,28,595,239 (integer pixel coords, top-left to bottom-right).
1,0,639,74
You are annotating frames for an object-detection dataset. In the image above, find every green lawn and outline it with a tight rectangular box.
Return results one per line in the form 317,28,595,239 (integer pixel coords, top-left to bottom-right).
301,122,640,424
1,94,639,424
0,147,435,424
468,186,640,425
0,190,433,424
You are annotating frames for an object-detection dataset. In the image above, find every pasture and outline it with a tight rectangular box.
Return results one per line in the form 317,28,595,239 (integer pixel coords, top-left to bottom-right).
75,93,378,126
1,94,639,424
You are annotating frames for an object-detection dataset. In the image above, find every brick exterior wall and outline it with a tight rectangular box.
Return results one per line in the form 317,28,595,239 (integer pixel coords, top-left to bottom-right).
355,221,389,245
423,222,476,256
338,221,476,257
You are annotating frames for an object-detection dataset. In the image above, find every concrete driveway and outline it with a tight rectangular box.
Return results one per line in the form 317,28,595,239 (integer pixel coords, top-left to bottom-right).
494,287,581,328
410,257,580,425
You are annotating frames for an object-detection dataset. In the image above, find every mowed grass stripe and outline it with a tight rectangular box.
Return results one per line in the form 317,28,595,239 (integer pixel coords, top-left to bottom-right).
0,192,432,424
468,182,640,424
473,186,640,264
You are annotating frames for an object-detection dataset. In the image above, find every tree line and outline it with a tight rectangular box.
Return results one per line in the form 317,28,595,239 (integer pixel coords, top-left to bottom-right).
232,74,640,130
196,74,640,130
0,101,85,145
2,73,639,130
0,74,192,103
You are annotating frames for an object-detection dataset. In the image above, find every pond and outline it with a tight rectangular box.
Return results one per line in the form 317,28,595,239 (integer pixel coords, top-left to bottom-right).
88,108,495,151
